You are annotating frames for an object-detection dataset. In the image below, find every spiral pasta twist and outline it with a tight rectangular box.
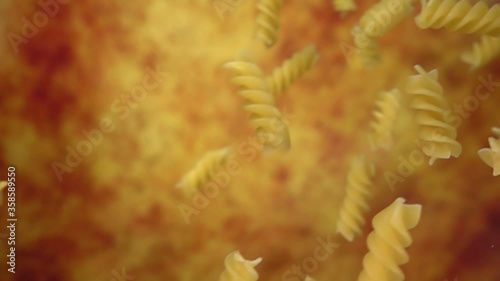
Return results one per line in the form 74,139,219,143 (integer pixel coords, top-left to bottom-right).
176,147,231,194
220,251,262,281
256,0,284,48
358,0,413,39
266,45,319,96
351,25,381,67
461,36,500,70
225,61,291,150
415,0,500,36
357,197,422,281
405,65,462,165
333,0,357,16
336,156,375,242
369,89,401,151
477,130,500,176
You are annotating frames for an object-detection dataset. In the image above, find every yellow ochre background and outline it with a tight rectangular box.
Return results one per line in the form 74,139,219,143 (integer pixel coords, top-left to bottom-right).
0,0,499,280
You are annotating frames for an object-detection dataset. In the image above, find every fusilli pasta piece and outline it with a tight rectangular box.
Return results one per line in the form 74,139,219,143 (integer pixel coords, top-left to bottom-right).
220,251,262,281
333,0,357,17
405,65,462,165
358,0,413,39
176,147,231,194
225,61,291,150
492,126,500,137
266,45,319,96
477,131,500,176
357,197,422,281
256,0,284,48
415,0,500,36
461,35,500,70
336,156,375,242
369,88,401,151
351,25,381,67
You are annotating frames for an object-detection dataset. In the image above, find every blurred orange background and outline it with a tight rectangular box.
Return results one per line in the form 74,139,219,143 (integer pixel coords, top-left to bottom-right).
0,0,499,281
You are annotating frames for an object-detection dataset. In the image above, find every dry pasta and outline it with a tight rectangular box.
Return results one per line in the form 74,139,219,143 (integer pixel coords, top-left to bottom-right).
225,61,291,150
265,44,319,96
220,251,262,281
405,65,462,165
256,0,284,48
357,197,422,281
477,129,500,176
333,0,357,16
176,147,231,194
358,0,413,39
369,88,401,151
492,126,500,137
415,0,500,36
351,25,381,67
336,156,375,242
461,35,500,70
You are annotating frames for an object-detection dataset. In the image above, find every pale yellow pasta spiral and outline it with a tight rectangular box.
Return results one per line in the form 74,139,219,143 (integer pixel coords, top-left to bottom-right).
415,0,500,36
225,61,291,150
369,89,401,151
336,156,375,242
333,0,357,16
461,35,500,70
405,65,462,165
357,197,422,281
265,45,319,96
256,0,283,48
176,147,231,194
359,0,413,39
477,128,500,176
220,251,262,281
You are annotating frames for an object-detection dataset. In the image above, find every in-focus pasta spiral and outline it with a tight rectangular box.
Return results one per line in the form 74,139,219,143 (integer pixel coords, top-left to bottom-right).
176,147,231,194
369,88,401,151
461,35,500,70
415,0,500,36
219,251,262,281
405,65,462,165
266,45,319,96
477,128,500,176
225,61,291,150
333,0,357,16
357,197,422,281
256,0,284,48
336,156,375,242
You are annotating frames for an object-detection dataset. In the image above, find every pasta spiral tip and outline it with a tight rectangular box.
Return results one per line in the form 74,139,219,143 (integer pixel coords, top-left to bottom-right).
256,0,284,48
266,44,319,96
177,147,232,194
416,0,500,36
369,88,401,151
357,197,422,281
336,156,375,242
220,251,262,281
405,65,462,165
478,133,500,176
461,35,500,71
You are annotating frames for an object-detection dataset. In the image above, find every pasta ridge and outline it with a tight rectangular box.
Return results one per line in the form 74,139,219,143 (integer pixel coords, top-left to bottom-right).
461,35,500,70
177,147,231,194
336,156,375,242
369,89,401,151
415,0,500,36
225,61,291,150
405,65,462,165
477,128,500,176
256,0,284,48
357,198,422,281
220,251,262,281
266,45,319,96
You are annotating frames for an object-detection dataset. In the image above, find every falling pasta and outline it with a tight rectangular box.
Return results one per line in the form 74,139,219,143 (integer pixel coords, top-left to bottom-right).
220,251,262,281
351,25,381,67
477,128,500,176
333,0,357,17
265,44,319,96
357,197,422,281
369,88,401,151
415,0,500,36
336,156,375,242
256,0,284,48
461,35,500,71
176,147,231,194
405,65,462,165
225,60,291,150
